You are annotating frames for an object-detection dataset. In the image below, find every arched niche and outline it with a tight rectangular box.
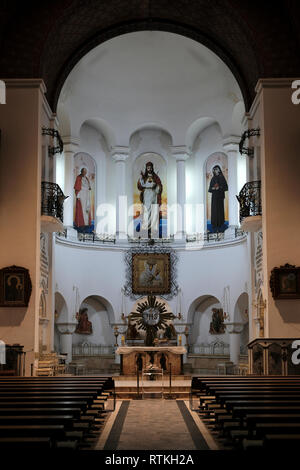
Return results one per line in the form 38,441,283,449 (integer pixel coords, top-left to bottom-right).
187,294,229,351
73,295,114,348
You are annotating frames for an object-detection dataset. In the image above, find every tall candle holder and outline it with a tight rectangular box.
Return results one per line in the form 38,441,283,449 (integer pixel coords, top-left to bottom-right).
184,326,189,353
114,325,119,347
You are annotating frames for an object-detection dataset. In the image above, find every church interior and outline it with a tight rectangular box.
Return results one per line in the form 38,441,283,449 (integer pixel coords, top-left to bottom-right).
0,0,300,455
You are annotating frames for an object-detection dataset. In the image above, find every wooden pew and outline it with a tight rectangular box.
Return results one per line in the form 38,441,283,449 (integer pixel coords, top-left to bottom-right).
0,376,114,449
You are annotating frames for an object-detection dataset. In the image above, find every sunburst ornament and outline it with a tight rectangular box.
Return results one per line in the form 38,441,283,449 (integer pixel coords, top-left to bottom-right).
130,295,175,346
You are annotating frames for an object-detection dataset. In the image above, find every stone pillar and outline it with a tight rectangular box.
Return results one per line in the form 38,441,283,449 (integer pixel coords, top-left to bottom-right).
56,322,77,363
172,147,190,241
62,136,80,238
112,149,129,242
226,322,244,365
223,136,240,228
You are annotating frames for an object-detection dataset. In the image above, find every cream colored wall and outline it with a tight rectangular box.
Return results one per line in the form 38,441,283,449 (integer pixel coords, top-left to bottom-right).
251,79,300,338
0,80,48,374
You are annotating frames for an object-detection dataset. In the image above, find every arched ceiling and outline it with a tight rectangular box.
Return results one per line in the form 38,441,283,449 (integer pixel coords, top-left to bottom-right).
0,0,299,112
58,31,243,146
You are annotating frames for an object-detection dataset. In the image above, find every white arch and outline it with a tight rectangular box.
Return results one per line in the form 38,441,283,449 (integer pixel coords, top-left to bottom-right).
233,292,249,323
79,294,115,326
54,291,69,323
186,117,220,151
79,117,115,150
187,294,222,325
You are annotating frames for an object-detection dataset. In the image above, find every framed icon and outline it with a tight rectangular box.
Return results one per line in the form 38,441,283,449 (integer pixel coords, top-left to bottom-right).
0,265,32,307
270,264,300,299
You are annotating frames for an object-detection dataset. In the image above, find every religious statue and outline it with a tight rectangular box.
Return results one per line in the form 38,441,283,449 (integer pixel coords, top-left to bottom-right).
75,308,93,335
163,323,176,340
208,165,228,232
126,321,139,340
209,308,226,335
137,161,163,238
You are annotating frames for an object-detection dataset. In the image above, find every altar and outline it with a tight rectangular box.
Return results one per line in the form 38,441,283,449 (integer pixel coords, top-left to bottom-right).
116,346,187,375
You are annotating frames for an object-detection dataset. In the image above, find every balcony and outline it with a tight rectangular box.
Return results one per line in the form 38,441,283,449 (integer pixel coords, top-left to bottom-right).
236,180,262,232
41,182,67,233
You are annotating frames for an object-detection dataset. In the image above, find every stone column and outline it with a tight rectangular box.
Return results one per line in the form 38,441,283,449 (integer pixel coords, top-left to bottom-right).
62,136,80,238
172,147,190,241
56,322,77,364
112,149,129,242
223,136,240,228
226,322,244,365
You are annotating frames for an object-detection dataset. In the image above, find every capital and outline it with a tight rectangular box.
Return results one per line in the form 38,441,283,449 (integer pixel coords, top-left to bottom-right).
111,146,129,162
222,135,240,153
225,321,244,334
172,146,191,162
55,322,77,335
62,136,80,154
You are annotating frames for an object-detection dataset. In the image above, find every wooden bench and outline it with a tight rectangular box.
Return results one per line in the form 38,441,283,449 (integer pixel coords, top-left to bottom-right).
0,376,114,450
193,375,300,449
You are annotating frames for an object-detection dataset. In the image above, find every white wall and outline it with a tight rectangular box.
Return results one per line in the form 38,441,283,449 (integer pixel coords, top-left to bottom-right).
55,237,249,336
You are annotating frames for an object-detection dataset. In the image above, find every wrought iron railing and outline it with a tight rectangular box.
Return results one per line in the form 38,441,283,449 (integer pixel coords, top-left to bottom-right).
41,182,66,223
72,343,114,356
189,341,247,355
189,341,230,356
186,228,245,243
236,180,262,223
77,232,116,244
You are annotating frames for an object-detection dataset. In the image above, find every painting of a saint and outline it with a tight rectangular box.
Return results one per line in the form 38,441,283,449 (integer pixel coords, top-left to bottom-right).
132,253,170,295
139,259,162,288
75,308,93,335
73,153,95,233
206,153,229,233
280,273,297,293
208,165,228,232
133,153,167,238
137,161,162,238
4,274,24,303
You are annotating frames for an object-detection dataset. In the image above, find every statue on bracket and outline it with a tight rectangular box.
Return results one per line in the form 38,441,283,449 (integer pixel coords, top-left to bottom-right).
209,308,226,335
75,308,93,335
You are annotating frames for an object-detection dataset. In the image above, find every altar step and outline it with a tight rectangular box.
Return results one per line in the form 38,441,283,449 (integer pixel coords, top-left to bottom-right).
114,375,191,399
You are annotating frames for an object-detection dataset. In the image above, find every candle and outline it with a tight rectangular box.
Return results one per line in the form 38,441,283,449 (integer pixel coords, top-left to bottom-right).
178,335,182,346
121,335,125,346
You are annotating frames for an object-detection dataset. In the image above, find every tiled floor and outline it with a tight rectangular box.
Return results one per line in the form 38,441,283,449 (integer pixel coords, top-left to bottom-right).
117,400,196,450
96,399,218,450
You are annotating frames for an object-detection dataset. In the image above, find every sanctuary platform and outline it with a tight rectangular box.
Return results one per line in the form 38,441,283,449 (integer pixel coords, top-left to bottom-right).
114,374,191,399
